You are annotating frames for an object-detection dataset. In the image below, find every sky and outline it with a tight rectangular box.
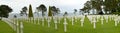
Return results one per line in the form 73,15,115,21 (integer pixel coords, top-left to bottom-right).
0,0,88,13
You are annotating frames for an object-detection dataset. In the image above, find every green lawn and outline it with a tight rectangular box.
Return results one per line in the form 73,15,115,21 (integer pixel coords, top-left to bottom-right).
17,16,120,33
0,20,16,33
1,16,120,33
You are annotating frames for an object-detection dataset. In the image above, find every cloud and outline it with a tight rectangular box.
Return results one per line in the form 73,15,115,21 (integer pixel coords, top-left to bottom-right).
0,0,88,13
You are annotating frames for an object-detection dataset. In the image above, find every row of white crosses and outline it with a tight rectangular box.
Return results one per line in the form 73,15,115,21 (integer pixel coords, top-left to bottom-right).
63,17,68,32
114,16,120,27
13,18,24,33
88,15,120,28
80,16,85,27
87,15,93,24
88,15,97,29
2,18,17,31
47,17,51,27
16,15,120,32
2,18,24,33
70,15,84,26
54,17,58,30
93,17,97,29
42,18,45,26
101,16,104,25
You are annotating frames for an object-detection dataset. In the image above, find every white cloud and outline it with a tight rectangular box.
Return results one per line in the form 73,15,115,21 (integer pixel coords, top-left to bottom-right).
0,0,88,13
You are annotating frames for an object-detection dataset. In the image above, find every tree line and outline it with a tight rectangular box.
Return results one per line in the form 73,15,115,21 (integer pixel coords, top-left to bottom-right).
0,0,120,20
81,0,120,15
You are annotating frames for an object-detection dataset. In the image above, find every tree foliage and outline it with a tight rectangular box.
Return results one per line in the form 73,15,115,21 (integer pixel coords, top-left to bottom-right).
81,0,120,15
36,4,47,16
28,4,33,18
74,9,77,14
63,12,68,16
50,6,60,16
48,6,52,16
20,6,27,16
0,5,12,20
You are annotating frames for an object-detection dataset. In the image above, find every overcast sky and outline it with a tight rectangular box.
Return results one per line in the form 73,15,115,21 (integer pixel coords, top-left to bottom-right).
0,0,88,13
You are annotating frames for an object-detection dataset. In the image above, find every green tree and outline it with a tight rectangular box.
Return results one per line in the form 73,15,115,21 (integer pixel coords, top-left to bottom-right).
28,4,33,18
48,6,52,16
82,0,120,15
14,15,17,18
51,6,60,16
104,0,119,14
81,1,92,14
36,4,47,16
0,5,12,20
91,0,103,14
20,6,27,16
63,12,68,16
74,9,77,14
82,0,103,15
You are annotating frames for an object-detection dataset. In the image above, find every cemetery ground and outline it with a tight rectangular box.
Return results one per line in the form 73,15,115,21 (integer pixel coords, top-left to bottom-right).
1,15,120,33
0,20,16,33
15,16,120,33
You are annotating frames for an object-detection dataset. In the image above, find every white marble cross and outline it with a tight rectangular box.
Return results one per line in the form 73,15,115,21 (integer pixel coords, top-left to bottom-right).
72,17,74,26
118,20,120,23
48,18,50,27
80,19,84,27
101,16,104,25
93,18,96,29
106,16,108,23
63,18,68,32
80,16,84,27
54,20,58,30
14,18,16,24
42,18,44,26
75,16,77,22
114,19,118,26
13,19,17,31
20,22,23,33
97,16,100,22
88,16,92,24
16,21,19,33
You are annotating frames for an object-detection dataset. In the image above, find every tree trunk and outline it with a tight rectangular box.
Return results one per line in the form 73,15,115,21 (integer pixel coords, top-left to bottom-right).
25,13,27,17
42,11,44,16
105,11,107,14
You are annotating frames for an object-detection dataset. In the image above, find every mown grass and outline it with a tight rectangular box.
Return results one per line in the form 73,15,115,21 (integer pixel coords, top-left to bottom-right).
0,20,16,33
7,17,120,33
18,16,120,33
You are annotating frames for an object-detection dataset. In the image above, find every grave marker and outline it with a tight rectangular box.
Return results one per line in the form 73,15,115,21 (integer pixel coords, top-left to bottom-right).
48,18,50,27
106,16,108,23
54,20,58,30
80,16,84,27
101,16,104,25
20,22,23,33
72,17,74,25
93,18,96,29
115,19,118,26
16,21,19,33
80,19,84,27
63,18,68,32
42,18,44,26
